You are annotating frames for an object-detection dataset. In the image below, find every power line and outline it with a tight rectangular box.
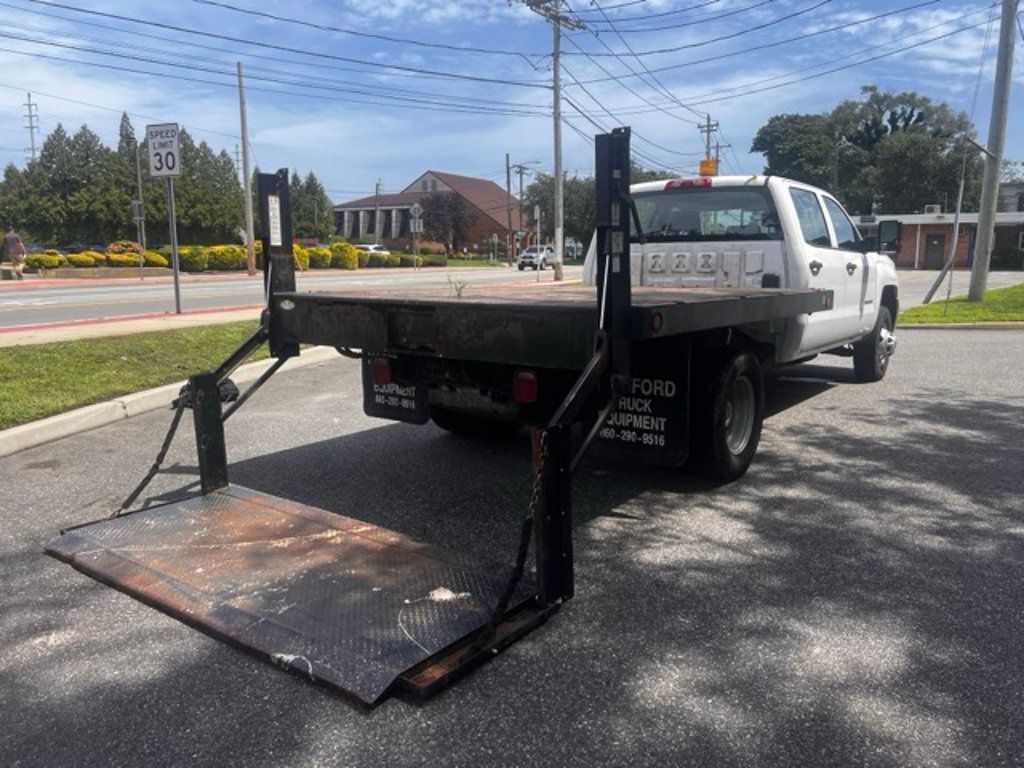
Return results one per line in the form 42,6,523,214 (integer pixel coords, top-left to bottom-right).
577,0,708,126
6,20,551,113
0,81,240,141
561,32,702,125
571,0,722,22
566,0,831,57
191,0,548,64
590,0,776,33
1,0,461,85
2,47,550,118
0,32,551,117
561,63,702,157
22,0,550,89
572,2,995,114
666,16,995,108
566,0,944,79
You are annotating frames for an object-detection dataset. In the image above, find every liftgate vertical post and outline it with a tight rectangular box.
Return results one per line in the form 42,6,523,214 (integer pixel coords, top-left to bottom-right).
190,168,298,495
533,128,634,607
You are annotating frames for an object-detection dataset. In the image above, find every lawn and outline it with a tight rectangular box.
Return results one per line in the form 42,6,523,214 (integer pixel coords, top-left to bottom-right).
899,282,1024,324
0,321,268,430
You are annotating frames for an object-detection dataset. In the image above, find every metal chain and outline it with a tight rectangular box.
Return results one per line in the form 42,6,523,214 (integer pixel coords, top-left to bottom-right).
473,430,549,651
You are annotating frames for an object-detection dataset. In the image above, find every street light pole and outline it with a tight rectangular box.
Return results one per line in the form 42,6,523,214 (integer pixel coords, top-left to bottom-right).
237,62,257,276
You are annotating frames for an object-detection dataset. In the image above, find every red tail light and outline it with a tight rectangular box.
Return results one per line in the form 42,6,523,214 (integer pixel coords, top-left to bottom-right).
371,357,391,386
665,177,712,189
512,370,538,404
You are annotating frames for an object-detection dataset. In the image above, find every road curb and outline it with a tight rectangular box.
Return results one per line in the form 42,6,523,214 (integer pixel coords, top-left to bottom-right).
898,322,1024,330
0,346,340,458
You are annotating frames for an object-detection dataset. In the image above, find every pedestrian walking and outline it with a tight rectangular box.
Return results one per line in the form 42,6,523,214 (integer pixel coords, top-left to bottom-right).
4,226,26,280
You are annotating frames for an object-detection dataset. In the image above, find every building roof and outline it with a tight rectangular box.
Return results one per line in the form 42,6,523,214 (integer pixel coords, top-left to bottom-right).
333,170,521,231
333,191,427,210
426,171,520,230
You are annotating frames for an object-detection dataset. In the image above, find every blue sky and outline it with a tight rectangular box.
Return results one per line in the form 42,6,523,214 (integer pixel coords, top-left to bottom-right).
0,0,1021,204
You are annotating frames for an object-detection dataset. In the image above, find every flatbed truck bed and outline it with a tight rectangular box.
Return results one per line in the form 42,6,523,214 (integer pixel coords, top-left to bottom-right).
276,282,831,369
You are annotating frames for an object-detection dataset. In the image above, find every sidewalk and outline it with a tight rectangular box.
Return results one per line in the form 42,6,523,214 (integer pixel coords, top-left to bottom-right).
0,305,263,348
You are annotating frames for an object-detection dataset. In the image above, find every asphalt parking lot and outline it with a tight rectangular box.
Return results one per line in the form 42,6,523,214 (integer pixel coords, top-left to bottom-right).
2,327,1023,767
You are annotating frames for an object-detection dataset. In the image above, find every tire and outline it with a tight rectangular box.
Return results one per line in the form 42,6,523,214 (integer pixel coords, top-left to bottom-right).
853,305,894,383
533,264,539,271
431,407,520,438
689,351,765,482
518,264,525,271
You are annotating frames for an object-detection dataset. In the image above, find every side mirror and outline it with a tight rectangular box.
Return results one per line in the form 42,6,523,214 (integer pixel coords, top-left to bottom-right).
859,236,877,253
876,220,900,253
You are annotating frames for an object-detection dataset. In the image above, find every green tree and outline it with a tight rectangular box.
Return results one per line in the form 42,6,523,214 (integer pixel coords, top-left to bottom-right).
289,170,334,241
750,114,836,189
421,192,475,251
751,85,981,214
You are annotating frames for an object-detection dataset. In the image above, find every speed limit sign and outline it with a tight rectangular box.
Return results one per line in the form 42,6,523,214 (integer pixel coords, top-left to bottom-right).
146,123,181,177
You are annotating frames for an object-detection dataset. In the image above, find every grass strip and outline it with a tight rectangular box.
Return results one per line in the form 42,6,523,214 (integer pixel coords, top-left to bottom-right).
0,320,267,430
899,282,1024,324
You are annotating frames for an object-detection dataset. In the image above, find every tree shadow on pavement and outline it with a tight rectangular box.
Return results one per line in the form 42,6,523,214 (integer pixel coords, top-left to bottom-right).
6,375,1024,767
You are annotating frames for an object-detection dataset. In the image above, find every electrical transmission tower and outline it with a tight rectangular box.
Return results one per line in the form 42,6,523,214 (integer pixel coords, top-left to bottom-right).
23,92,39,162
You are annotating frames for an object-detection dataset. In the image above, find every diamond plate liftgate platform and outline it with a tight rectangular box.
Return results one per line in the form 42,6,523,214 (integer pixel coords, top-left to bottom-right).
45,486,539,705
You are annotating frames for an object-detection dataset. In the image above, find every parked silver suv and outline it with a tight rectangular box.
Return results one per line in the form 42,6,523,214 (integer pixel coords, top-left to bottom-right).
517,244,553,271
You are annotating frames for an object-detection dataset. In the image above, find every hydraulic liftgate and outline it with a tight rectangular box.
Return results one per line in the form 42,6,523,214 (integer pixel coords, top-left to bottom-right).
46,130,639,706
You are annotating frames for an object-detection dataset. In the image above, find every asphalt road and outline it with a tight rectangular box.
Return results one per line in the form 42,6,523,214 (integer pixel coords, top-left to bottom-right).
0,265,582,328
2,329,1023,767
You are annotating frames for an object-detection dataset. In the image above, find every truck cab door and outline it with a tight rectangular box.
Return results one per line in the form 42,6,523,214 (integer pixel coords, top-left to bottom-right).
822,196,877,337
787,187,852,353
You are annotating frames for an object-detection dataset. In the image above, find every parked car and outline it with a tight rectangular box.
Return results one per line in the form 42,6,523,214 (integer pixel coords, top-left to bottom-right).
517,244,553,270
354,244,391,256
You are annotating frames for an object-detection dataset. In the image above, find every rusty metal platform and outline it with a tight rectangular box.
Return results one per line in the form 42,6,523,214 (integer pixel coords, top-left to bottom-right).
45,485,537,705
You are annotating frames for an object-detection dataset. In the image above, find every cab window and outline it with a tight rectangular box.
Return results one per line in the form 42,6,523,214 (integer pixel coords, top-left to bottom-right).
633,187,782,242
789,188,830,247
823,197,860,251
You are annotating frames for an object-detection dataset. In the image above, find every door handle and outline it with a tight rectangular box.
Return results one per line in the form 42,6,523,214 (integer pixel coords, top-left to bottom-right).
809,260,822,276
846,262,858,275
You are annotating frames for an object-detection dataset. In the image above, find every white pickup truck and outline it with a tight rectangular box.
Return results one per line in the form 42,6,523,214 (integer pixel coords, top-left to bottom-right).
583,174,899,382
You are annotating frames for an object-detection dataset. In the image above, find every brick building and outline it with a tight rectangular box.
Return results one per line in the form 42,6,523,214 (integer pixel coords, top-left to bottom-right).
333,171,522,253
856,210,1024,269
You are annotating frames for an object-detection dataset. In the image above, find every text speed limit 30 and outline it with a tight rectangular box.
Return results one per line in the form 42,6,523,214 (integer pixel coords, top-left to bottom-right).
146,123,181,178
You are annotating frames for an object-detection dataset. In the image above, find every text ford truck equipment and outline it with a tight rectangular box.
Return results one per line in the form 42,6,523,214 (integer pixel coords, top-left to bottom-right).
47,131,833,706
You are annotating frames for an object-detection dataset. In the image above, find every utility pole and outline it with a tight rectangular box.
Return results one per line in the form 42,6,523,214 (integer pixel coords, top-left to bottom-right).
526,2,585,280
234,143,242,178
374,179,381,244
237,62,257,276
23,92,39,162
506,152,513,265
699,114,718,160
713,140,730,176
968,0,1019,301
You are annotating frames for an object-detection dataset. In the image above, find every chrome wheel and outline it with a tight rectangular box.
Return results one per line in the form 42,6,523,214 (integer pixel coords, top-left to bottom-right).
724,376,755,455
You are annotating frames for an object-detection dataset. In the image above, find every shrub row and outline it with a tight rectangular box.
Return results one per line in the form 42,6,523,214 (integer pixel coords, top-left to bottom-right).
26,250,169,269
26,240,447,272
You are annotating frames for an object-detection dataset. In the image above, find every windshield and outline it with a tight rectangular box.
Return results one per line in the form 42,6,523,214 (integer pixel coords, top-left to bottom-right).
633,186,781,242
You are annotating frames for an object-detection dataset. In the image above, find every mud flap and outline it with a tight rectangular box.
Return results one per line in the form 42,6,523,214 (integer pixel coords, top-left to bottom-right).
45,486,537,706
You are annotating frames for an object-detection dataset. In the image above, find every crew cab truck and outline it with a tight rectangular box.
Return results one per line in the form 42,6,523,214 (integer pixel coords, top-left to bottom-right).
46,129,893,707
582,173,899,384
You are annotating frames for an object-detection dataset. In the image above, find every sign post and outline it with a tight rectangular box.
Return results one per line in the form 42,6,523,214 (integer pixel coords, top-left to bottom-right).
409,202,423,266
146,123,182,314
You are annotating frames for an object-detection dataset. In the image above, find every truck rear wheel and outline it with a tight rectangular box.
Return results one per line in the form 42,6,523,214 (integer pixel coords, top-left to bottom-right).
430,407,520,438
853,306,894,383
690,351,765,482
